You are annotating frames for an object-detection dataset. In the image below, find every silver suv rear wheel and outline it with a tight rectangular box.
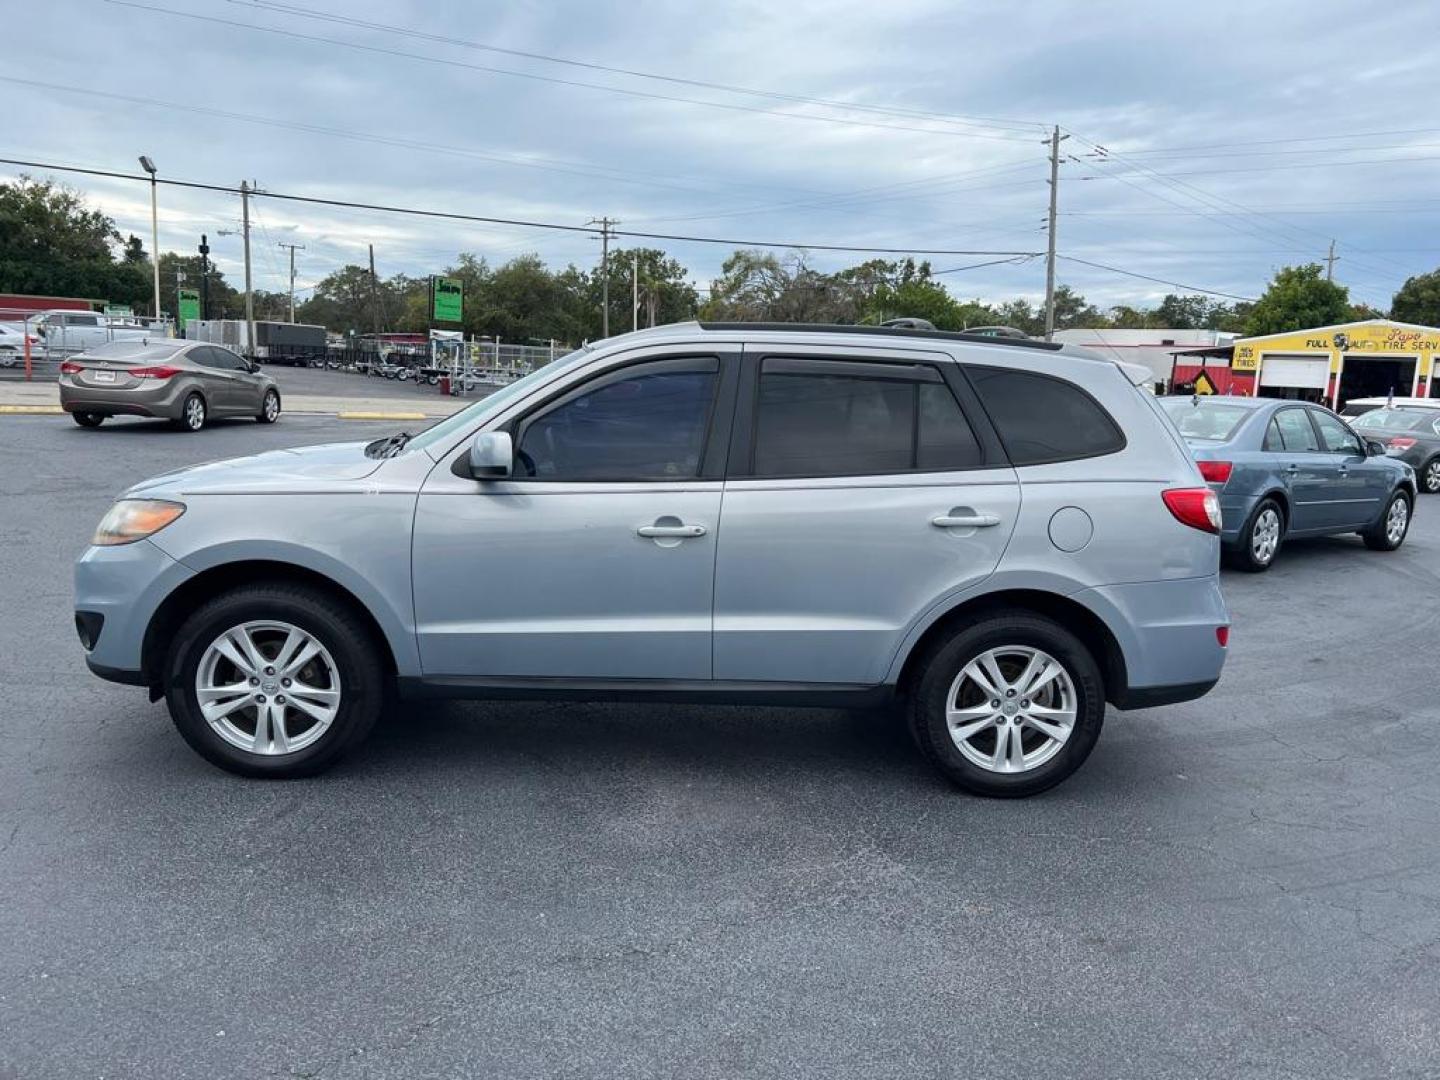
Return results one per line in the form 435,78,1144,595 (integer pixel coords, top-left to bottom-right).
909,611,1104,797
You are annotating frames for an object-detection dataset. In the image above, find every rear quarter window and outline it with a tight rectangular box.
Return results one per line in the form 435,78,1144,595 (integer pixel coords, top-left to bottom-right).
965,366,1125,465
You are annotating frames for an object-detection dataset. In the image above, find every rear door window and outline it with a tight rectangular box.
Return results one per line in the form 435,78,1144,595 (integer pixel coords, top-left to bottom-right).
965,367,1124,465
750,359,983,477
1272,408,1320,451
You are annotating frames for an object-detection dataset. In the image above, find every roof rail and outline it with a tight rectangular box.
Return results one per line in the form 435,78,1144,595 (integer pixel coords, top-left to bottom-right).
696,321,1064,352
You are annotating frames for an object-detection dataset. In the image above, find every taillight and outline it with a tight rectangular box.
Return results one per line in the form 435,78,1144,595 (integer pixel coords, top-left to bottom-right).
1389,437,1416,450
59,361,83,374
1162,487,1221,534
1197,460,1233,485
129,366,181,380
1216,626,1230,647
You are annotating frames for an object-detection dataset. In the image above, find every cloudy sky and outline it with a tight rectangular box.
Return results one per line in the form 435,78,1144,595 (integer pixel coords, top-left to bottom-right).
4,0,1437,313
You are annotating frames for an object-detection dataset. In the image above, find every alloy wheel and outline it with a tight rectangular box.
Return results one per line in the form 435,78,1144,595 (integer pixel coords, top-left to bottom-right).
1425,460,1440,494
185,395,206,430
944,646,1077,774
264,392,280,421
195,620,341,756
1251,507,1281,565
1386,497,1409,545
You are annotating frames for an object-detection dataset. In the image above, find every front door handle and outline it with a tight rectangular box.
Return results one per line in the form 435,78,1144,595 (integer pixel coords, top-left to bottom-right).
932,512,1001,528
1285,464,1301,474
637,522,707,538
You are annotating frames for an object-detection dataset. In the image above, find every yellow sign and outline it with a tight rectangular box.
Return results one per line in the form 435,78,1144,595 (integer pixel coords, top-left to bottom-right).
1234,320,1440,376
1193,370,1217,395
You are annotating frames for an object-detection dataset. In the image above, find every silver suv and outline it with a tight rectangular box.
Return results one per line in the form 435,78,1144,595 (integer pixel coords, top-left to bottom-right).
75,323,1229,796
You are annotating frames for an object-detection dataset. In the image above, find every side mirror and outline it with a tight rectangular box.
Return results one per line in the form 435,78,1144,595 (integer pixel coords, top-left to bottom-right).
1365,439,1386,457
246,361,260,374
468,431,513,479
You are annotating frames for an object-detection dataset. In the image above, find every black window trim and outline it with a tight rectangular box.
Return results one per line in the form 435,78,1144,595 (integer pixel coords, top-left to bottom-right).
959,363,1128,467
729,351,999,480
453,351,738,484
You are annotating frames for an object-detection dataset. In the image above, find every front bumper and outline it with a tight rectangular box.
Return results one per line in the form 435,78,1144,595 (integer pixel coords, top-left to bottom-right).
74,538,194,681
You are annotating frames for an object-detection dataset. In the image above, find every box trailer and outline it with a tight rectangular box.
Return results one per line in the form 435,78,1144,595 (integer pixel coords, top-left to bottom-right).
185,319,328,365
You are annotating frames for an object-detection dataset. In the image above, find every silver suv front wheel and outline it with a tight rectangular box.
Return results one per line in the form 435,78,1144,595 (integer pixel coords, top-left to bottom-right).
909,611,1104,797
164,583,385,777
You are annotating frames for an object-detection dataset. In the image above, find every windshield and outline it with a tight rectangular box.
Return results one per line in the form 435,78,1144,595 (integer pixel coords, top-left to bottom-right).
1351,408,1436,433
1159,398,1252,441
79,340,181,363
403,347,592,455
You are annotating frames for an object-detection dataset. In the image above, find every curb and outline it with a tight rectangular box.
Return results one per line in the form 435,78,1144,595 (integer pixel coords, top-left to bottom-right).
334,411,430,421
0,405,64,415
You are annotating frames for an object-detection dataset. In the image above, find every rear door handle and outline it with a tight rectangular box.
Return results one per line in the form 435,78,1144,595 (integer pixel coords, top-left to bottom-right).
932,513,1001,528
1284,464,1301,474
636,523,706,538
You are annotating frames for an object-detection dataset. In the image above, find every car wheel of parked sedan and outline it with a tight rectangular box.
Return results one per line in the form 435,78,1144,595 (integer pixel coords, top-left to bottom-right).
1421,457,1440,495
908,611,1104,798
163,584,385,778
174,392,207,432
72,411,105,428
257,389,281,424
1362,490,1412,552
1226,497,1284,573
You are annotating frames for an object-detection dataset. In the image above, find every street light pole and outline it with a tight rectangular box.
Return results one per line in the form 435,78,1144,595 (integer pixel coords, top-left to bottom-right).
139,156,161,328
240,180,255,356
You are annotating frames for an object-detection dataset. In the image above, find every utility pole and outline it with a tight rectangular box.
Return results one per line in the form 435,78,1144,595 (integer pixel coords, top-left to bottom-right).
632,253,639,333
587,217,617,337
278,242,305,322
1043,125,1068,341
368,244,383,339
1324,240,1340,282
240,180,256,356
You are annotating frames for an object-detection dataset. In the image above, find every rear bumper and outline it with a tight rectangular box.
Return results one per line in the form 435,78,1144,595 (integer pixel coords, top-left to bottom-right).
1073,575,1229,710
58,377,188,419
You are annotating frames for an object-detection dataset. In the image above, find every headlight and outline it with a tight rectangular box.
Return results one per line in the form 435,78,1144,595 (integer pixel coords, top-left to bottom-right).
92,499,186,546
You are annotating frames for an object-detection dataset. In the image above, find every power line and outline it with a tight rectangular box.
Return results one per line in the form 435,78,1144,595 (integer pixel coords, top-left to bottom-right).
930,255,1039,276
1079,154,1440,178
1054,256,1257,302
224,0,1049,136
107,1,1042,144
0,156,1047,257
1110,127,1440,155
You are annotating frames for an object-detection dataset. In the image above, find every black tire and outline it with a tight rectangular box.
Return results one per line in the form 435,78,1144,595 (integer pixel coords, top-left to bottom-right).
173,392,206,432
257,388,281,424
907,611,1105,798
1224,497,1284,573
72,411,105,428
1420,456,1440,495
163,583,386,778
1362,489,1412,551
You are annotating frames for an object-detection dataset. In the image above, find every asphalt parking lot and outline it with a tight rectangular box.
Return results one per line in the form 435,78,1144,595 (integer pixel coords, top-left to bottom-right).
2,414,1438,1080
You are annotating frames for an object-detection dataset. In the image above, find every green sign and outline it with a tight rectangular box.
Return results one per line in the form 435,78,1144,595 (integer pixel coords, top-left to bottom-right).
177,288,201,331
431,276,463,323
103,303,132,317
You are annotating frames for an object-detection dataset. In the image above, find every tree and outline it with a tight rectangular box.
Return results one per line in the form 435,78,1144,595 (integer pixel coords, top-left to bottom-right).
0,176,152,310
1390,269,1440,326
702,250,863,323
157,251,240,323
1042,284,1101,332
1243,264,1352,336
992,298,1042,336
297,264,393,334
590,247,699,336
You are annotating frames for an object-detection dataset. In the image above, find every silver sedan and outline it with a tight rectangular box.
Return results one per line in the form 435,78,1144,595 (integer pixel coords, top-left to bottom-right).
59,340,281,432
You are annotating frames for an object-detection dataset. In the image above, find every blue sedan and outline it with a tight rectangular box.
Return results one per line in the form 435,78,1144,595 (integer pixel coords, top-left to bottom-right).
1159,396,1417,571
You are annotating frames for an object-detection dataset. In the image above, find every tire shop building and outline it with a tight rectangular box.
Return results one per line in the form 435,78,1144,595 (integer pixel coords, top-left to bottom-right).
1231,319,1440,409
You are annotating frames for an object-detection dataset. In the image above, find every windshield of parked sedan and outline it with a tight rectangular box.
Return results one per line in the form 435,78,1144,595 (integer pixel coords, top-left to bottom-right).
1351,408,1435,433
403,346,592,455
1159,398,1252,440
79,341,182,363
